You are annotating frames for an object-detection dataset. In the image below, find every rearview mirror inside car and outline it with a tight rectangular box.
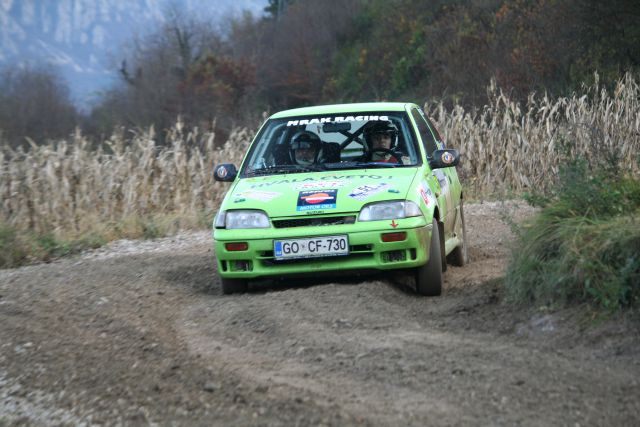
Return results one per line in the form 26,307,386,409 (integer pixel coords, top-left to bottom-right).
323,122,351,133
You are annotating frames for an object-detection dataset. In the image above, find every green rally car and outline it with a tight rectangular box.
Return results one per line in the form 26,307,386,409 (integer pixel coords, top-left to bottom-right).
213,102,467,295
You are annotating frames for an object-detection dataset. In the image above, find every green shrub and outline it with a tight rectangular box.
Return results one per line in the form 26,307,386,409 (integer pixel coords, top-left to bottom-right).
0,212,209,269
507,214,640,309
506,139,640,311
0,225,108,268
0,224,29,268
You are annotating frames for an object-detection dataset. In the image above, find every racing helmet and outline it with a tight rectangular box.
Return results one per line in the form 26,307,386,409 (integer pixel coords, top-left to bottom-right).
289,130,321,165
363,120,399,149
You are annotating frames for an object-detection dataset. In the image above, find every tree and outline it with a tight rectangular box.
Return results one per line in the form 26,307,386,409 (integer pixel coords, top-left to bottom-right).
185,54,256,120
0,65,78,147
570,0,640,84
242,0,363,109
264,0,296,19
93,5,226,138
86,0,640,137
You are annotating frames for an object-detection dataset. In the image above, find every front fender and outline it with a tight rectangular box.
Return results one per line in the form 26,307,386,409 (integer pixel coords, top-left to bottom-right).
410,178,440,222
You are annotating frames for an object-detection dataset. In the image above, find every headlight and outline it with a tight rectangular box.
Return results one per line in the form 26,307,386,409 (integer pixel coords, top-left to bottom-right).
215,210,270,229
358,201,422,221
214,211,226,228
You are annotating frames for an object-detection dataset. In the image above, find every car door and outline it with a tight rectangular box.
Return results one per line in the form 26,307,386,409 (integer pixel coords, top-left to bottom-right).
424,114,462,200
410,107,454,235
424,113,464,243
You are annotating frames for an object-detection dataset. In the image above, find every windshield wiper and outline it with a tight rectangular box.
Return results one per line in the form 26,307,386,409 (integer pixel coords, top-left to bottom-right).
247,165,299,175
324,161,402,170
293,164,326,172
246,164,325,176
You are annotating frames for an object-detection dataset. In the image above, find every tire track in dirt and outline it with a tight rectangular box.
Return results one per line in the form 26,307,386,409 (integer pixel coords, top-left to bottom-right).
1,201,639,426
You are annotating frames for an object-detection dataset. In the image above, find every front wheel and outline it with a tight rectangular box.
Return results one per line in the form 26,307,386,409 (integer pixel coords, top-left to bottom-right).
221,277,248,294
447,199,468,267
415,219,443,296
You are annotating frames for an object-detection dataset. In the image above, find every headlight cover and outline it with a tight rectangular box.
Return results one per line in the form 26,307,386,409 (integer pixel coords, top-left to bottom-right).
358,201,422,221
216,210,270,229
214,211,226,228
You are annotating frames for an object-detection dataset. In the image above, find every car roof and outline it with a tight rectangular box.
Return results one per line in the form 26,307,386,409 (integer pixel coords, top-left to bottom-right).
270,102,418,119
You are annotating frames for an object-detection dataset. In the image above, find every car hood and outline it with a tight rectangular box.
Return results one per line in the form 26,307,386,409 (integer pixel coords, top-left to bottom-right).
226,168,420,218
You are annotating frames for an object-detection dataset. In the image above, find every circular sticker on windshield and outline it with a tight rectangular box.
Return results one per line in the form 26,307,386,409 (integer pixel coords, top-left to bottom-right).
216,165,228,178
441,151,455,164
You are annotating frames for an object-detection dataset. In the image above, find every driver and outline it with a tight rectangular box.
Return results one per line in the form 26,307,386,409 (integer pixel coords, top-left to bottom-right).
364,120,399,163
290,131,321,166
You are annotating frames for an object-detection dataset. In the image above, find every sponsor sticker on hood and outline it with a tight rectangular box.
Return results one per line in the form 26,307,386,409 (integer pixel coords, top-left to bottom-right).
233,190,281,202
228,169,420,217
297,190,338,211
293,180,346,190
348,183,393,201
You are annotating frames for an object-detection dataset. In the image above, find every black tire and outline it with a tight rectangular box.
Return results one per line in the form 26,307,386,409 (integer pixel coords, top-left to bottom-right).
415,219,443,296
439,220,447,273
447,199,468,267
221,278,248,294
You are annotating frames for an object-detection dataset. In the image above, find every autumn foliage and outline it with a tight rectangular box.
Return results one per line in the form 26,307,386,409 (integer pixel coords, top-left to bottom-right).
0,0,638,146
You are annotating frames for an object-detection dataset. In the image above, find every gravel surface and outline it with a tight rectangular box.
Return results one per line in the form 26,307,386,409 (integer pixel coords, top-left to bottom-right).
1,200,639,426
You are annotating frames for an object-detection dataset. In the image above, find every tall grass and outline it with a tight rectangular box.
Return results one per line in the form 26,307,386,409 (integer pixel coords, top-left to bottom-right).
1,121,251,238
0,121,252,266
428,73,640,196
502,78,640,311
1,74,639,267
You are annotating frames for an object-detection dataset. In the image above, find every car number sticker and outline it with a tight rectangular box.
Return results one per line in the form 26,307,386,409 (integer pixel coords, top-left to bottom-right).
419,184,435,206
274,235,349,260
348,183,392,201
234,190,281,202
297,190,337,211
293,180,346,190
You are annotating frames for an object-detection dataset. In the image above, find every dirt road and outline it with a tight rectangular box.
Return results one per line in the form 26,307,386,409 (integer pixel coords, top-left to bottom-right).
1,201,639,426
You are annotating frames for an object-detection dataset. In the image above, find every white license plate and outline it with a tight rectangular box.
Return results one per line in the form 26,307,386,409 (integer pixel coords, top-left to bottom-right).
274,235,349,260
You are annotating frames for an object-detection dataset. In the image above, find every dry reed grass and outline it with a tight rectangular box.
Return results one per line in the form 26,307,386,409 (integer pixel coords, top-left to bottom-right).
1,74,639,239
428,73,640,196
0,119,251,238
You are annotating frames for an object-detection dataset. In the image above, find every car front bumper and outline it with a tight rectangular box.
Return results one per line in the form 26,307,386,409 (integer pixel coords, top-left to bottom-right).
213,216,433,279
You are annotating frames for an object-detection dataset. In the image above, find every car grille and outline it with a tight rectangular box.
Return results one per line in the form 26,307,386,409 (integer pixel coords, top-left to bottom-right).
272,215,356,228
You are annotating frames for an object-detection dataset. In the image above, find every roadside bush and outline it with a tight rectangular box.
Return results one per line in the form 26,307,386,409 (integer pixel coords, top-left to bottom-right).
505,137,640,311
0,224,28,267
0,122,251,267
0,223,105,268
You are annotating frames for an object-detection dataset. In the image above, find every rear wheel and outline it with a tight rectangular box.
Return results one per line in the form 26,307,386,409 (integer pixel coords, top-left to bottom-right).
447,200,468,267
415,219,443,296
221,278,248,294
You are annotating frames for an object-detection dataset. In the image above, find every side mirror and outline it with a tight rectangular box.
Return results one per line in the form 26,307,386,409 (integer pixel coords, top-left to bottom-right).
429,149,460,169
214,164,238,182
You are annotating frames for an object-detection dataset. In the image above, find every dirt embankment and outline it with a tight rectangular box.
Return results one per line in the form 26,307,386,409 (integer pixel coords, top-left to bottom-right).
1,201,639,426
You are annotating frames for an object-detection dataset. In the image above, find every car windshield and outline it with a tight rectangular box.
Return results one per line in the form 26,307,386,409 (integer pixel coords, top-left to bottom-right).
240,112,421,177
